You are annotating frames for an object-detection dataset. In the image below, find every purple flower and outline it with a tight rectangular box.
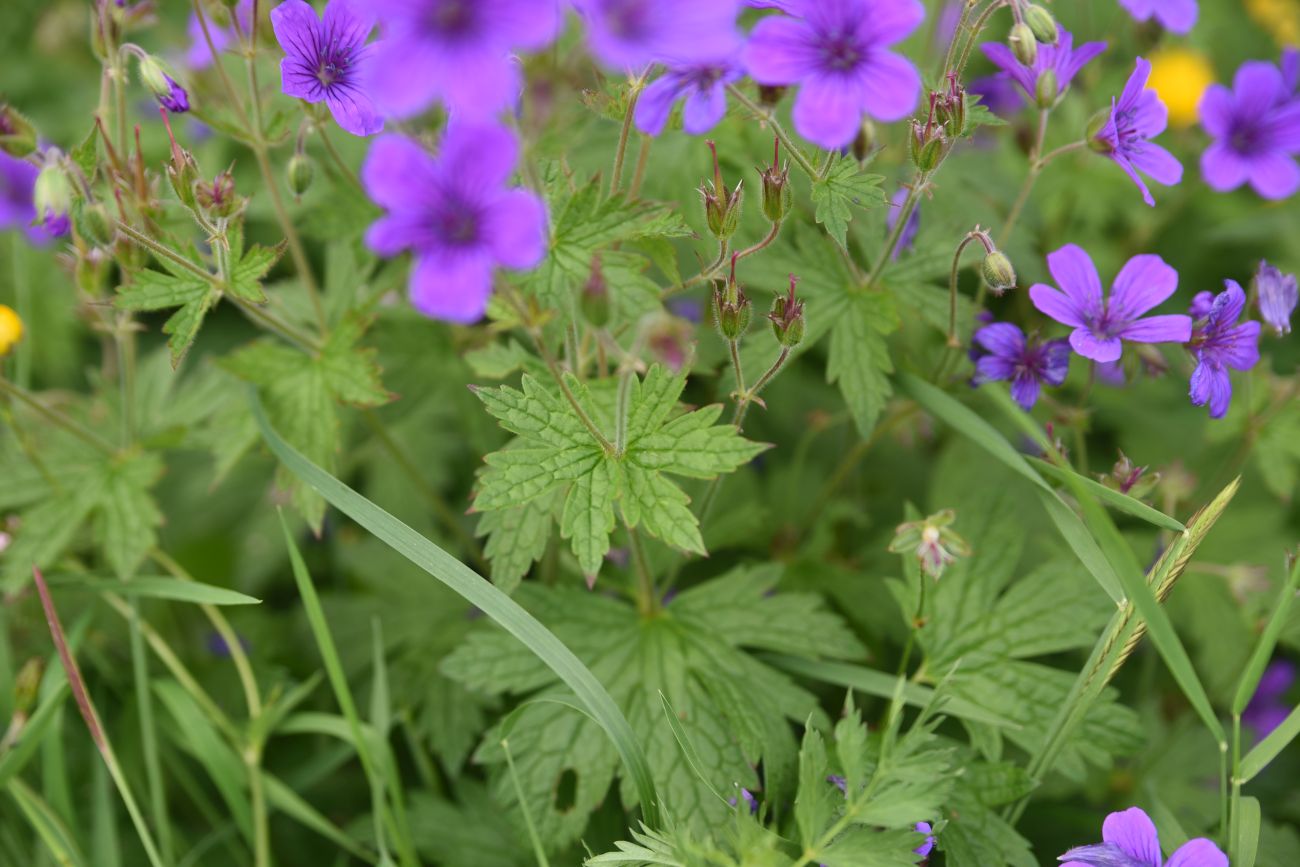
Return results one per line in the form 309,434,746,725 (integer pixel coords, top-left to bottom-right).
972,323,1071,409
1200,60,1300,200
1092,58,1183,206
1116,0,1198,34
728,787,758,814
915,821,936,857
1255,260,1297,335
634,55,743,136
886,187,920,259
1188,290,1214,319
980,29,1107,108
186,0,253,69
967,74,1024,118
576,0,742,71
827,774,847,794
1188,280,1261,418
158,73,191,113
362,124,546,323
1243,659,1295,740
1030,244,1192,362
366,0,559,121
0,152,54,245
270,0,382,137
743,0,925,149
1060,806,1226,867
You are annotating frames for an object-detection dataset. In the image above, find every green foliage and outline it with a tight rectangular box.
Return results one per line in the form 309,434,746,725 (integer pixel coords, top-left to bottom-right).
810,156,886,248
826,290,899,437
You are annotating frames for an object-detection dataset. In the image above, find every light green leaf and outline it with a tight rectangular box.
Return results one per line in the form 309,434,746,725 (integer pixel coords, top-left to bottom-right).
560,456,617,576
44,575,259,605
810,156,885,248
828,291,898,437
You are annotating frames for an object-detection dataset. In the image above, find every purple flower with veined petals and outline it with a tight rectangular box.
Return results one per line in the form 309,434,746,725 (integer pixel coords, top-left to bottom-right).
1243,659,1295,740
915,821,936,857
1200,60,1300,200
362,124,546,323
1060,806,1225,867
634,56,744,136
886,187,920,259
1255,260,1297,335
981,29,1107,107
0,152,55,245
972,322,1071,409
743,0,925,149
271,0,382,136
1030,244,1192,362
1188,290,1214,319
1188,280,1261,418
366,0,560,122
186,0,253,70
1116,0,1198,34
576,0,743,71
1092,58,1183,206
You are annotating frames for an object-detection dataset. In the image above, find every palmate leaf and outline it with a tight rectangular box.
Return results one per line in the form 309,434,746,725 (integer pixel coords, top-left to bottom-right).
471,366,767,581
443,566,863,850
810,155,886,248
827,290,900,437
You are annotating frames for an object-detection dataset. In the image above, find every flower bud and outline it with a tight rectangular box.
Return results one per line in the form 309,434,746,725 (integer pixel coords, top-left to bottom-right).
757,138,792,224
701,139,743,240
980,250,1017,295
196,169,238,217
713,255,752,341
0,304,23,357
934,73,966,137
1085,108,1114,153
1024,4,1059,45
888,509,971,581
287,152,315,198
160,109,201,210
1009,22,1037,66
909,120,946,173
74,200,115,247
33,161,72,237
138,53,190,113
768,274,805,348
580,255,611,328
0,104,38,157
852,119,876,162
1034,70,1059,109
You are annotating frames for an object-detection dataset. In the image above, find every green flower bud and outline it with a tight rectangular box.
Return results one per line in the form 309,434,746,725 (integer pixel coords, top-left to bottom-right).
287,152,315,198
34,162,72,227
74,200,115,247
0,104,38,157
1035,70,1059,109
1009,22,1038,66
196,170,238,217
1024,4,1059,45
702,139,744,240
768,274,805,348
909,121,946,173
980,250,1017,295
757,138,792,223
1086,107,1115,153
713,258,752,341
580,256,611,328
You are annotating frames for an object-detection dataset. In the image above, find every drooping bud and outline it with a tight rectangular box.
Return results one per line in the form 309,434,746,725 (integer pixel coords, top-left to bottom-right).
757,137,792,224
1034,69,1059,109
1023,5,1059,45
701,139,743,240
580,255,611,328
33,160,72,237
888,509,972,581
196,169,238,217
137,52,190,113
1085,107,1115,153
1009,22,1038,66
980,250,1017,295
0,104,38,157
0,304,23,357
287,152,315,198
768,274,805,348
713,254,752,341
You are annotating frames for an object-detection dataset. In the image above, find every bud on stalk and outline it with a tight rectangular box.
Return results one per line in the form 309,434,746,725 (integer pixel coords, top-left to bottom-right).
757,137,792,224
287,152,315,198
980,250,1017,295
1009,22,1038,66
768,274,805,348
1024,4,1059,45
580,255,611,328
701,140,743,240
713,254,752,341
0,104,38,157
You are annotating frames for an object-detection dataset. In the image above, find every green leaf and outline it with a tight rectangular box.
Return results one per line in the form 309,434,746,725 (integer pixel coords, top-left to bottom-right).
560,455,617,576
476,491,559,593
70,122,99,181
1240,703,1300,782
810,156,885,248
115,269,216,367
821,828,929,866
227,240,284,304
1232,554,1300,714
44,575,258,605
1232,796,1262,867
828,291,898,437
1030,457,1186,532
795,725,834,848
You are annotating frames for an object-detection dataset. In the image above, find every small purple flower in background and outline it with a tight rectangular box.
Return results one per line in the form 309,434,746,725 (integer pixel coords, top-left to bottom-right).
0,152,55,244
362,124,546,323
1091,58,1183,206
971,322,1071,410
576,0,742,71
1030,244,1192,362
1060,806,1225,867
186,0,253,70
743,0,925,149
1116,0,1198,34
1255,260,1297,335
981,29,1107,108
271,0,382,136
915,821,936,857
1200,60,1300,200
634,55,743,136
827,774,847,794
667,297,703,323
1243,659,1295,740
367,0,560,121
1188,280,1261,418
967,74,1023,119
727,787,758,814
886,187,920,259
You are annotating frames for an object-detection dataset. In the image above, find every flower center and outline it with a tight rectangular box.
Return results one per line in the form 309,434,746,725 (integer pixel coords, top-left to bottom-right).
820,32,862,72
435,204,481,247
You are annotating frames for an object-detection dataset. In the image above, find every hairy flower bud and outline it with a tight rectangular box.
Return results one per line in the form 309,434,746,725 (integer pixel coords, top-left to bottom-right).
1085,108,1114,153
0,304,23,357
701,140,743,240
909,120,946,172
980,250,1017,294
138,53,189,113
287,152,315,198
580,255,611,328
196,169,238,217
713,255,751,341
1023,4,1059,45
934,73,966,137
1035,70,1059,109
1009,22,1038,66
0,104,38,157
768,274,805,347
852,119,876,163
757,138,792,223
33,161,72,237
74,200,115,247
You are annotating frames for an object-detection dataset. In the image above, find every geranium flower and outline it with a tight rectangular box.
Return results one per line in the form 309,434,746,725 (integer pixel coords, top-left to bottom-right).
1061,806,1226,867
1188,280,1261,418
1199,59,1300,199
634,55,744,136
1116,0,1198,34
971,322,1071,410
185,0,253,70
980,28,1106,108
575,0,743,71
1091,58,1183,206
1255,260,1297,335
270,0,382,136
1029,244,1192,362
362,124,546,323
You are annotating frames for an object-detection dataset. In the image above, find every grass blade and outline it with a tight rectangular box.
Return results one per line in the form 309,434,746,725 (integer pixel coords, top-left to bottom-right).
658,692,730,809
1029,458,1185,532
1232,554,1300,715
45,575,260,606
252,391,661,827
0,684,69,788
1239,703,1300,782
1230,795,1261,867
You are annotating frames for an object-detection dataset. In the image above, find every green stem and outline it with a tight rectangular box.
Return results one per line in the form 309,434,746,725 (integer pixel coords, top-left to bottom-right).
947,230,995,346
733,347,790,432
115,221,220,284
316,125,363,191
954,0,1009,79
628,135,652,200
610,78,644,197
663,240,728,298
627,525,658,617
531,331,616,454
192,0,248,125
0,377,117,454
129,599,172,864
726,85,818,177
865,179,924,288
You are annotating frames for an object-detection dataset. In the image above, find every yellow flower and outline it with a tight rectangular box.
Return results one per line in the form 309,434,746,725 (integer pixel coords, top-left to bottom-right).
0,304,23,356
1147,47,1216,128
1247,0,1300,46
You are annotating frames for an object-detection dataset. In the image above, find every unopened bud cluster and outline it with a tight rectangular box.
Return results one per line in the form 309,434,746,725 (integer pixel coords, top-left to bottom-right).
910,75,966,172
757,137,792,224
768,274,805,348
713,254,752,341
701,140,743,240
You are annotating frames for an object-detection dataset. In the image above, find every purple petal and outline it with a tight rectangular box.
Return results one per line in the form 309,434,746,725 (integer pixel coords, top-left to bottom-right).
270,0,321,62
858,51,922,122
1190,360,1230,417
362,135,438,210
439,123,519,193
1201,141,1251,191
1030,284,1087,328
975,354,1018,382
634,74,686,136
1212,279,1248,324
438,52,524,120
1128,141,1183,186
1166,839,1228,867
326,87,383,137
1232,61,1285,119
682,81,728,133
1119,314,1193,344
860,0,925,46
1102,807,1162,866
365,213,424,255
1109,254,1178,321
1112,152,1157,207
1040,341,1072,386
409,250,494,324
366,38,443,119
973,322,1026,358
492,0,563,50
1047,244,1104,317
1220,322,1262,370
1198,85,1234,138
744,16,819,84
483,189,547,270
1010,372,1041,409
1247,151,1300,199
1070,329,1123,363
323,0,375,50
792,73,864,149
